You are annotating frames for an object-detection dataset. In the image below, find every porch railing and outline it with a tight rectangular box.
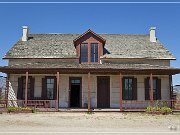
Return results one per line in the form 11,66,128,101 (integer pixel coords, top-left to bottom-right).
0,99,58,112
122,100,180,111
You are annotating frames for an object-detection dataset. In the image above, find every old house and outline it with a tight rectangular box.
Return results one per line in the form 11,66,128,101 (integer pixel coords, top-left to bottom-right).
0,26,180,111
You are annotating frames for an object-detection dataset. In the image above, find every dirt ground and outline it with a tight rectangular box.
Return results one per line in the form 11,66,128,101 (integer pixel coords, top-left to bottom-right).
0,112,180,135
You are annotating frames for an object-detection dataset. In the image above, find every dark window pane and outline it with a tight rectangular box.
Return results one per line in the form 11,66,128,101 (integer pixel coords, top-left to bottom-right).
46,78,55,100
148,79,157,100
22,77,31,99
124,78,133,100
80,43,88,63
91,43,98,62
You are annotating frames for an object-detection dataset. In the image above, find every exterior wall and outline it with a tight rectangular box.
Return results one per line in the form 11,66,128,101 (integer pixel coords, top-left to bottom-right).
9,74,170,108
9,58,170,67
101,59,170,66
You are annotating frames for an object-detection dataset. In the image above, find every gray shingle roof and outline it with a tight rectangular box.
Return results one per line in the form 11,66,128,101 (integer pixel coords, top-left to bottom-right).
4,33,175,59
1,62,176,70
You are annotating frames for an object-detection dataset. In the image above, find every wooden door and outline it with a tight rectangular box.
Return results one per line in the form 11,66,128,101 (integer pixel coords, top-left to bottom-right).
97,76,110,108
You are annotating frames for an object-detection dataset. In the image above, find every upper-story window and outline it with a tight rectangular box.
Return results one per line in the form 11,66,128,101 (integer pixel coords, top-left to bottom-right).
91,43,98,63
80,43,88,63
74,29,105,64
80,43,99,63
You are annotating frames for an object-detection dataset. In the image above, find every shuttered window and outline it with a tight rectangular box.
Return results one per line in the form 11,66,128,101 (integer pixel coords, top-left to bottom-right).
122,77,137,100
17,76,34,100
47,78,55,100
42,77,57,100
145,77,161,100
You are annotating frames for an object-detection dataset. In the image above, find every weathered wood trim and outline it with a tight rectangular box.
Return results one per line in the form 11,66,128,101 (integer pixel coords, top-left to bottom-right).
119,73,123,112
88,72,91,111
25,71,28,107
69,77,82,108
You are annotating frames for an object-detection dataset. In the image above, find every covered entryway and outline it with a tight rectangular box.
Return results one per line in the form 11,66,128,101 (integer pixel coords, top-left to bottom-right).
69,77,82,108
97,76,110,108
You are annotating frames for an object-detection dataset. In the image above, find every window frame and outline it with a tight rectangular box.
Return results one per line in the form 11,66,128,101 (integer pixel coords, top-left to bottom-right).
80,43,88,63
45,76,56,100
80,42,99,64
148,78,158,100
123,77,134,100
90,43,99,63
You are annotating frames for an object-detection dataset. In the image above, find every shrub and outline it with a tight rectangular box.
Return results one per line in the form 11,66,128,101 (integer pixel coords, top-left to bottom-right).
7,107,32,113
160,107,172,114
146,105,172,115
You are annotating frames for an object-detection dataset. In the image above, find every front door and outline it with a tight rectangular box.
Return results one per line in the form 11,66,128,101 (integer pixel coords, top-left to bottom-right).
97,76,110,108
69,77,82,108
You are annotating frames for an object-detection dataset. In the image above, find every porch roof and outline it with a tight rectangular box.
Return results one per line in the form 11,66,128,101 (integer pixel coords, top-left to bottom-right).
0,62,180,75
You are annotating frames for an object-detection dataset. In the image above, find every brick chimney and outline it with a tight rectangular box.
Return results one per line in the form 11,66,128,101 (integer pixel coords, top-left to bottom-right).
149,27,156,42
22,26,29,41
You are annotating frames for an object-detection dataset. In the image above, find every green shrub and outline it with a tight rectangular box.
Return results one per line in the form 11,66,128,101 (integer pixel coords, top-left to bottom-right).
161,107,172,114
7,107,32,113
146,105,172,115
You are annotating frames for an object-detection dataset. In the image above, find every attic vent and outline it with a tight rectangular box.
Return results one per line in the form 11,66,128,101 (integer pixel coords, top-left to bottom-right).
22,26,29,41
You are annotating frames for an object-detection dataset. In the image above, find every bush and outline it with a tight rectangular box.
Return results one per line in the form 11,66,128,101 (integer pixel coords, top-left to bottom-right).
160,107,172,114
146,105,172,115
7,107,32,113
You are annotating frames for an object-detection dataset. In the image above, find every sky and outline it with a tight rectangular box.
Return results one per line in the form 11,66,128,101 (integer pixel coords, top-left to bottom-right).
0,0,180,85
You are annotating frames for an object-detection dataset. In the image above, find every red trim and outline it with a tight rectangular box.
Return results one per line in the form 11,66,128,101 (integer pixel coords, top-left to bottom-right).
56,72,59,110
88,72,91,111
150,73,153,104
73,29,106,44
119,73,123,111
25,72,28,107
69,77,82,108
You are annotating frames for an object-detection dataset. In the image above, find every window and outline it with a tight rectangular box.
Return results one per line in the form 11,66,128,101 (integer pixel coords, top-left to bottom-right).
124,78,133,100
122,77,137,100
18,76,34,100
148,79,157,100
46,78,55,100
22,78,31,99
80,43,88,63
80,43,99,63
145,77,161,100
91,43,98,62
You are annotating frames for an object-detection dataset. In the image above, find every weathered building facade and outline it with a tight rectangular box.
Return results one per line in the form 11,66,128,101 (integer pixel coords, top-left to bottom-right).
0,26,180,111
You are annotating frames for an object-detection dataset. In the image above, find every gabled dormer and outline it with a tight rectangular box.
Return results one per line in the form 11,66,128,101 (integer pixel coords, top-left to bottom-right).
73,29,106,64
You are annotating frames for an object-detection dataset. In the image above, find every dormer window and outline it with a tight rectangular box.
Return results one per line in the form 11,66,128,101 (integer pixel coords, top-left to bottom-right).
91,43,98,63
80,43,88,63
73,29,106,64
80,43,99,63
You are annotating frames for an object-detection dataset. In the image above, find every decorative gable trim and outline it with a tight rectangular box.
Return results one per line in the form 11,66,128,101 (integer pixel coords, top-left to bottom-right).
73,29,106,45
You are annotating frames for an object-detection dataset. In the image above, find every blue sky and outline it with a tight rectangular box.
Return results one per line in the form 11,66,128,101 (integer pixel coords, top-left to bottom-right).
0,0,180,85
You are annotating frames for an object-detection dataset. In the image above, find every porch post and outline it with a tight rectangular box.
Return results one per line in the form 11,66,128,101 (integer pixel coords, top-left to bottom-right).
25,71,28,107
150,73,153,105
56,72,60,110
119,73,123,112
88,72,91,112
5,76,9,107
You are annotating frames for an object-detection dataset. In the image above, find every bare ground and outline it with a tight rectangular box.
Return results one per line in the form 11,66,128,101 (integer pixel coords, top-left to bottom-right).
0,112,180,135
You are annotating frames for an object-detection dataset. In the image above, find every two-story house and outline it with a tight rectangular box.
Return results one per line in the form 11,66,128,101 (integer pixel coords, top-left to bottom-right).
0,26,180,111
